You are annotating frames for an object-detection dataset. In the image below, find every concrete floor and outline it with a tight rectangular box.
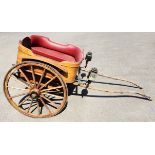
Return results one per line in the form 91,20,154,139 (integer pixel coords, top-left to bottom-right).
0,32,155,122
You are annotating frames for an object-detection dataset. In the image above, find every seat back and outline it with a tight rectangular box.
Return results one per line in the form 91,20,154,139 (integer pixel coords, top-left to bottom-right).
30,35,83,62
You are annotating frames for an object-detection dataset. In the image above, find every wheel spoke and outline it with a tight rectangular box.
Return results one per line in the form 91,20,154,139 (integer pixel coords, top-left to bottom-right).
39,76,57,90
7,86,28,91
26,98,33,113
42,92,63,98
12,75,29,87
19,68,32,87
9,92,29,99
41,86,63,92
31,65,36,87
39,97,52,114
45,90,63,95
40,94,58,109
37,68,46,88
21,102,33,106
24,103,37,110
18,95,30,107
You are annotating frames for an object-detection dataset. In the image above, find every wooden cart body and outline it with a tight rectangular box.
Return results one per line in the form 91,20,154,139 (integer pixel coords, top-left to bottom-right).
17,35,84,83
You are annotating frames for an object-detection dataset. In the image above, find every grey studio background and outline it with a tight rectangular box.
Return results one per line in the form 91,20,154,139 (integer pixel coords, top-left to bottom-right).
0,32,155,122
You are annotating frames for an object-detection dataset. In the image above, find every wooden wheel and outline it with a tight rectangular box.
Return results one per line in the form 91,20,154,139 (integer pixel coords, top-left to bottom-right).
4,61,68,118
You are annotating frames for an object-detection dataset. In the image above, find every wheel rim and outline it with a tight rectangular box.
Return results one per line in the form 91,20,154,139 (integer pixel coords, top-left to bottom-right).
4,62,68,118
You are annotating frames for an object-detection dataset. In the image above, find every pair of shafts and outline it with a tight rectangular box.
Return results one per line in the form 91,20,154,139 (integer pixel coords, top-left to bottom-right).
75,69,152,101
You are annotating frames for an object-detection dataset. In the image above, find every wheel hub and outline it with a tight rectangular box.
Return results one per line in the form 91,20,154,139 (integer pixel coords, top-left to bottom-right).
30,88,40,99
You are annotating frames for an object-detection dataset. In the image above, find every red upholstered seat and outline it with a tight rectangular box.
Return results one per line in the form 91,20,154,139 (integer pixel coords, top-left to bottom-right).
32,47,76,62
29,35,84,62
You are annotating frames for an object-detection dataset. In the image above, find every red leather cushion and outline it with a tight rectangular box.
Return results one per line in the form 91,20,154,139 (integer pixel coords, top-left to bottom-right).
32,47,76,62
30,35,84,62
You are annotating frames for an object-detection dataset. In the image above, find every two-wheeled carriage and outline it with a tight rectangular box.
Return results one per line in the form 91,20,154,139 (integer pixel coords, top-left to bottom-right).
3,35,152,118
